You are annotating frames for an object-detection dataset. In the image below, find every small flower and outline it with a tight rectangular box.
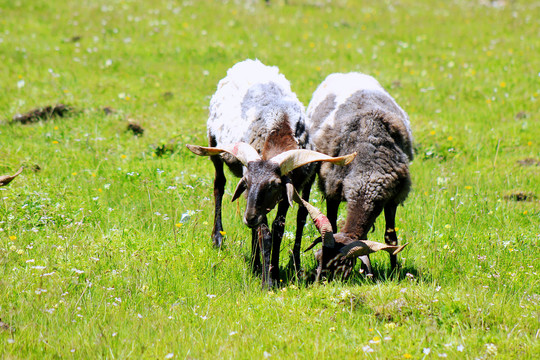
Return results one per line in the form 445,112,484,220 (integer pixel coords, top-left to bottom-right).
369,336,381,344
16,249,24,255
456,344,464,352
447,136,453,141
17,80,25,88
368,328,374,332
219,231,226,236
362,345,374,353
423,348,431,355
175,223,183,228
403,354,412,359
485,343,497,355
52,140,59,144
9,235,16,241
500,81,506,88
465,186,472,190
384,323,396,330
438,353,447,358
165,354,174,359
329,327,335,332
430,130,436,135
121,154,127,159
105,59,113,67
72,172,77,176
444,224,451,229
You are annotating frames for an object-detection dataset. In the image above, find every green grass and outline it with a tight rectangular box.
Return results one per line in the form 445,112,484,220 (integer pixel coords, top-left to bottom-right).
1,0,539,358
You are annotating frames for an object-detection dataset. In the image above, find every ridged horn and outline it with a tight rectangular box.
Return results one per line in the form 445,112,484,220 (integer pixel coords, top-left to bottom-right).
186,142,261,166
339,241,409,258
0,167,23,187
270,150,356,176
292,189,335,248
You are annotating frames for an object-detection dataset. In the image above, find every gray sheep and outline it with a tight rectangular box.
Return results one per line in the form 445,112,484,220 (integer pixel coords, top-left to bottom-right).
306,72,413,277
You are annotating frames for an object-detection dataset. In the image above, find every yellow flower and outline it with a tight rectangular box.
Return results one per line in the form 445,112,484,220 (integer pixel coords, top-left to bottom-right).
528,141,532,146
315,66,322,71
430,130,436,135
403,354,412,359
72,172,77,176
523,210,528,215
219,231,226,236
52,140,59,144
309,42,315,48
346,43,352,49
125,96,130,101
486,99,492,104
447,136,453,141
121,155,127,159
175,223,183,228
465,186,472,190
500,81,506,88
9,235,17,241
98,188,102,192
368,328,374,332
444,224,451,229
54,126,59,130
91,173,96,177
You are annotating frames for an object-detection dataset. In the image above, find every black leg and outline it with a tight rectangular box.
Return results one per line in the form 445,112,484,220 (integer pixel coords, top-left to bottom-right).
258,220,273,289
291,181,313,274
210,155,226,247
271,200,289,283
251,228,261,274
326,198,341,233
384,202,399,271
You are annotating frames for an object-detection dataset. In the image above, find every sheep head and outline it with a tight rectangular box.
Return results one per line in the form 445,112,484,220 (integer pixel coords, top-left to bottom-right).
294,192,408,280
186,142,356,228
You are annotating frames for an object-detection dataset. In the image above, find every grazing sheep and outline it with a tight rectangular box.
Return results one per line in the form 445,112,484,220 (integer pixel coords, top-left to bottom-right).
187,59,356,287
306,72,413,276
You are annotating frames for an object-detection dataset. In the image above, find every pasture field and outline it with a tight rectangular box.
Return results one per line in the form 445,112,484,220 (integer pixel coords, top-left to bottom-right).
0,0,539,358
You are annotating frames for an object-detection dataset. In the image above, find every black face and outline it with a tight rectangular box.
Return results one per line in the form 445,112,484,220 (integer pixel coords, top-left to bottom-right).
243,161,284,228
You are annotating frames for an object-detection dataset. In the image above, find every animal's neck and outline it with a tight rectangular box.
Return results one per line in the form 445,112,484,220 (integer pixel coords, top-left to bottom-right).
341,197,378,239
262,115,298,160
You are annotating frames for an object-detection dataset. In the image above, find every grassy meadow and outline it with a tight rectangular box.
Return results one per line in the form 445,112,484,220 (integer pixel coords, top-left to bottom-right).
1,0,539,358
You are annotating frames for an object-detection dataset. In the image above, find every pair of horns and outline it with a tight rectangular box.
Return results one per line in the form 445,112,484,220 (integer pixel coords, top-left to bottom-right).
186,142,357,175
0,167,23,187
293,190,408,259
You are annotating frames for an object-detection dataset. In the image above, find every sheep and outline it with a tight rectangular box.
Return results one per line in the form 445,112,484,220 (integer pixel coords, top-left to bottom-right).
306,72,413,277
186,59,356,287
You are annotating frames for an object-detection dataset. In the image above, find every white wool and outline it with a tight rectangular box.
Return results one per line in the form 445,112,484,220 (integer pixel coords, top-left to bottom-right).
307,72,411,139
207,59,305,146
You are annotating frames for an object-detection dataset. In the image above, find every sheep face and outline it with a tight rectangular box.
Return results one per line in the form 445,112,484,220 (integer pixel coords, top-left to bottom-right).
237,161,286,228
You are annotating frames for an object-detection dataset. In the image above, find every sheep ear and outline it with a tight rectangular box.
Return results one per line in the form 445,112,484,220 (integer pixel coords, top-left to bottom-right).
284,178,295,207
270,149,357,176
231,177,247,202
0,167,23,187
186,143,261,166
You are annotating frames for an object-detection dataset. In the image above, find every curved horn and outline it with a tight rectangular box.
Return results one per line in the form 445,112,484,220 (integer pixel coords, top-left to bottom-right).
0,167,23,187
339,241,409,258
270,150,357,176
292,189,335,248
186,142,261,166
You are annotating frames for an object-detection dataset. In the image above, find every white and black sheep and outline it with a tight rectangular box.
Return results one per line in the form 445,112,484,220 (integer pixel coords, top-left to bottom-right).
306,72,413,277
187,59,355,287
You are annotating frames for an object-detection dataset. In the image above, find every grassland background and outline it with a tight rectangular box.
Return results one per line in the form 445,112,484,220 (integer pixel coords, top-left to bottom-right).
0,0,538,358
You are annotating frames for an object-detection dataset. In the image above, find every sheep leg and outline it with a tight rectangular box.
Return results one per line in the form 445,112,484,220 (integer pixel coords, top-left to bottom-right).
271,200,289,283
210,155,226,248
290,181,313,275
258,220,273,289
326,198,341,232
384,202,399,271
251,228,262,274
